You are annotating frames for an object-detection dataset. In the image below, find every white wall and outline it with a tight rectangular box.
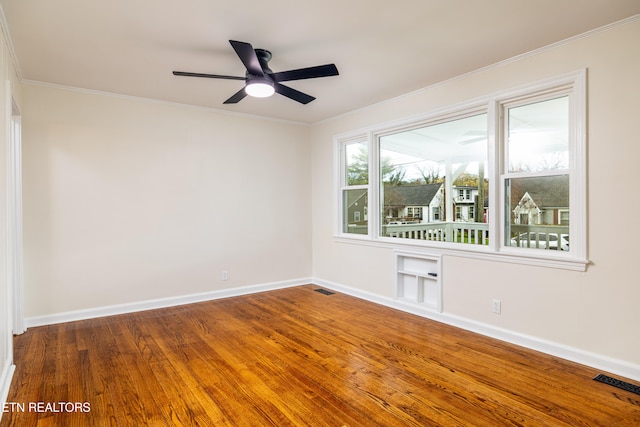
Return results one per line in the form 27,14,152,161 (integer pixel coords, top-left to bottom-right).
21,85,312,317
311,18,640,376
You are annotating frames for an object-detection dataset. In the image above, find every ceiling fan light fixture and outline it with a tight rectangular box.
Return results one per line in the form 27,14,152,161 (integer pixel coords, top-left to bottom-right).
245,78,275,98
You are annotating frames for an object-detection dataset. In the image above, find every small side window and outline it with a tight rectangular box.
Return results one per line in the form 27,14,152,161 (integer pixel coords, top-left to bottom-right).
502,94,572,253
340,140,368,235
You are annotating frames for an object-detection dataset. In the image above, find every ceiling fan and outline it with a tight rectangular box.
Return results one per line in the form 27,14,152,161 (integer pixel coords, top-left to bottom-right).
173,40,339,105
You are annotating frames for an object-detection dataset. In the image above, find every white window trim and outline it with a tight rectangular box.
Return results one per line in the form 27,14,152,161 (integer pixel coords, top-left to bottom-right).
334,70,588,271
336,135,371,240
496,70,587,263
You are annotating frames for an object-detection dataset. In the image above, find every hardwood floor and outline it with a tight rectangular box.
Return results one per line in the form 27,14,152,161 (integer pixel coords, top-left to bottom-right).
2,285,639,426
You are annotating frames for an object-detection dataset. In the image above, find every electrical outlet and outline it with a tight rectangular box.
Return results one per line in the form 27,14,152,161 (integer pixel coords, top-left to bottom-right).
222,271,228,281
492,299,501,314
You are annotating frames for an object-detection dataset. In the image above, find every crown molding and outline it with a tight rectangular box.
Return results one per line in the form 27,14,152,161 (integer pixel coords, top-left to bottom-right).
21,79,311,127
316,14,640,127
0,4,22,80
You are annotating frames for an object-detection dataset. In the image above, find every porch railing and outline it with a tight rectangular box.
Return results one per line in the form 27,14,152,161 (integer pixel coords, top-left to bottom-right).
382,221,489,245
347,222,568,250
509,224,570,250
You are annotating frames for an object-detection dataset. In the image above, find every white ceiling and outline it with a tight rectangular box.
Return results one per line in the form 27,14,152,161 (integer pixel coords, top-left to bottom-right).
1,1,639,124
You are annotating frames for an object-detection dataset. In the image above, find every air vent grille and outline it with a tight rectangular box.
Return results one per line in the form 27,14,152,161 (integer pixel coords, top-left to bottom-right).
593,374,640,395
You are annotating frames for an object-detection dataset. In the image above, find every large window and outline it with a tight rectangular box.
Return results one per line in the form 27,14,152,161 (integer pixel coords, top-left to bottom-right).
336,71,586,270
379,113,488,245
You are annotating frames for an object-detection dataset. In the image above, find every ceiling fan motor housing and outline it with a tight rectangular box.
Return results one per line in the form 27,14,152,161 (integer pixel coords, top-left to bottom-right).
254,49,273,74
248,48,274,87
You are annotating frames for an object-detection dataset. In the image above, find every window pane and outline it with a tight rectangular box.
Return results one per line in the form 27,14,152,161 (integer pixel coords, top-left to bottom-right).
345,141,368,186
506,175,569,251
379,114,489,245
343,189,368,234
508,96,569,172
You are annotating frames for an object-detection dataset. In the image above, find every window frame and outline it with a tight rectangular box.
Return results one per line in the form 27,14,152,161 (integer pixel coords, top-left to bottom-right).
496,72,587,264
374,106,490,248
334,70,587,271
337,136,371,239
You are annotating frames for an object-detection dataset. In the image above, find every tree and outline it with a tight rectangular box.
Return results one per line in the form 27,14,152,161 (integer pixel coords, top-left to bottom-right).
385,168,406,186
347,146,400,185
452,172,479,187
381,157,397,182
416,165,443,184
346,147,369,185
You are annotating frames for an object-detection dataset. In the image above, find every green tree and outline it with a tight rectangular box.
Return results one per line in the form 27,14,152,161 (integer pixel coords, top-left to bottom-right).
347,146,399,185
452,172,479,187
346,147,369,185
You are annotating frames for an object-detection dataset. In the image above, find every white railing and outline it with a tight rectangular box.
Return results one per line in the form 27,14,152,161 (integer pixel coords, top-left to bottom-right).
509,224,570,250
383,221,489,245
347,222,568,250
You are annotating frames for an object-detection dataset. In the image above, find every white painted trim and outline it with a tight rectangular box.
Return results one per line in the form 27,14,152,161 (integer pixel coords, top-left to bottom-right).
334,135,370,237
6,83,24,335
20,80,311,127
20,276,640,382
25,278,311,328
0,362,16,422
312,277,640,383
393,250,442,312
0,5,22,80
334,235,589,271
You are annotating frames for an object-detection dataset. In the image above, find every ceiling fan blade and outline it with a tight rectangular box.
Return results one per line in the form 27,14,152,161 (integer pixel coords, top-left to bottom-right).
271,64,339,82
223,87,248,104
229,40,264,76
275,83,315,104
173,71,245,81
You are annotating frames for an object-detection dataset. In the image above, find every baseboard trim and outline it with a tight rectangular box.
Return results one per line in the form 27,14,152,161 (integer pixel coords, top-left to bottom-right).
22,277,639,382
24,278,311,328
312,278,640,383
0,362,16,423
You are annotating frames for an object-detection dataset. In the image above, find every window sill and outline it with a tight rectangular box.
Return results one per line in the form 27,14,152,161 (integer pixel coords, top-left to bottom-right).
333,235,590,272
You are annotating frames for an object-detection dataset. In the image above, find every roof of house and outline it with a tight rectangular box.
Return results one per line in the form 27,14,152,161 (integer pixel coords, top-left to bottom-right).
383,183,442,206
346,189,368,209
512,175,569,209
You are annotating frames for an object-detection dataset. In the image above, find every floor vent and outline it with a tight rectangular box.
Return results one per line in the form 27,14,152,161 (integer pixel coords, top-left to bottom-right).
593,374,640,395
314,289,335,296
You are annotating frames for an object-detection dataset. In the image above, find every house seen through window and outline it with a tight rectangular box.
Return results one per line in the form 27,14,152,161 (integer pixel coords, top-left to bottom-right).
379,113,489,245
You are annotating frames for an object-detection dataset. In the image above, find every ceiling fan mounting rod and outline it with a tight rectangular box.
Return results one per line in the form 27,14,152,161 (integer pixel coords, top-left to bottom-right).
249,48,273,78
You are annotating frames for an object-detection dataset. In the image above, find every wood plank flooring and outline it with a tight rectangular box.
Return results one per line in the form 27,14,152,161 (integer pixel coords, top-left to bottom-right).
2,285,639,426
